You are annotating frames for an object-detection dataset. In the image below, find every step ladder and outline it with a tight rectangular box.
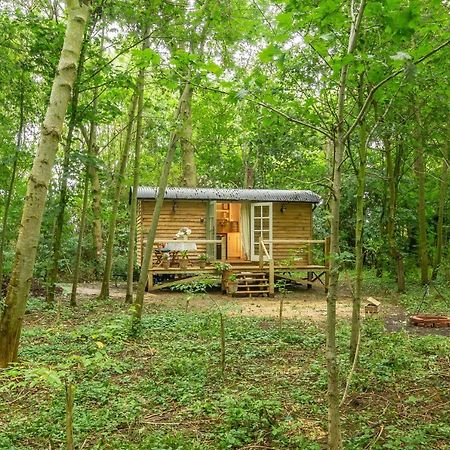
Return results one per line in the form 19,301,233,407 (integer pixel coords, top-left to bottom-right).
233,272,269,298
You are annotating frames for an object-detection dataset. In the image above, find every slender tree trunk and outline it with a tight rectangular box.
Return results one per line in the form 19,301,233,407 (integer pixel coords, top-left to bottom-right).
98,91,139,300
88,28,104,277
70,167,90,306
327,136,344,450
0,0,90,367
350,114,367,361
132,87,188,328
414,109,429,284
90,144,103,275
386,140,405,292
326,3,366,447
432,124,449,279
46,48,86,305
180,80,197,187
0,83,25,292
79,122,102,273
126,31,148,304
132,130,178,327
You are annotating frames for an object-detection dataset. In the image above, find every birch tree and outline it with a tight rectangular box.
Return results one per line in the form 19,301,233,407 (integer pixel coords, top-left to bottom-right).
0,0,91,367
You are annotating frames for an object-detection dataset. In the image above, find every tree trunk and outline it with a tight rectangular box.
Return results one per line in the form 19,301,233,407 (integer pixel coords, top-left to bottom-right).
88,28,104,277
0,81,25,293
385,139,405,293
70,167,90,306
0,0,90,367
98,91,139,300
180,80,197,187
326,3,366,447
126,31,148,304
132,86,188,328
46,47,86,305
90,144,103,275
432,124,449,279
414,109,429,284
327,137,344,450
350,114,367,361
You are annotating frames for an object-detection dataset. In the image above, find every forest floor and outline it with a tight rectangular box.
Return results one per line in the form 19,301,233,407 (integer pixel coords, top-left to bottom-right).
73,281,450,336
1,277,449,449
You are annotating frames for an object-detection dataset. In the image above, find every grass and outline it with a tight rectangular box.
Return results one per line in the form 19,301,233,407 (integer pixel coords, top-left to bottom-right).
0,292,449,449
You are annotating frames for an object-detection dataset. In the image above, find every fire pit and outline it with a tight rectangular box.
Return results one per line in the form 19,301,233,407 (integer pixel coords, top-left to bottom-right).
410,315,450,328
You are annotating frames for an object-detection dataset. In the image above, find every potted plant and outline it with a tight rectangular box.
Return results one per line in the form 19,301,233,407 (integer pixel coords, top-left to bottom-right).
162,253,170,269
213,261,232,273
179,250,189,270
198,253,209,269
227,273,239,294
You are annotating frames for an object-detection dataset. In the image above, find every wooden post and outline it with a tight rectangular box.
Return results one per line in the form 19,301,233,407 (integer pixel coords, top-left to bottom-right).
220,313,225,377
147,244,154,291
325,236,331,292
221,236,226,262
269,258,275,297
259,235,263,269
65,382,75,450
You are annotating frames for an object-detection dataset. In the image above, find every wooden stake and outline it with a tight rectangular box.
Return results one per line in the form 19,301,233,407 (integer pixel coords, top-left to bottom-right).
220,313,225,377
65,382,75,450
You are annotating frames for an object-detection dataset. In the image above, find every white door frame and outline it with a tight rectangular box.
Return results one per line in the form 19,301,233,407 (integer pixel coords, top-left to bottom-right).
250,202,273,261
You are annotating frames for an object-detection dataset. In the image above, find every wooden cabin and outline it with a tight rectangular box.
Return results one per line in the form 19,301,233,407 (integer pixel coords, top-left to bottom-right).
134,187,329,295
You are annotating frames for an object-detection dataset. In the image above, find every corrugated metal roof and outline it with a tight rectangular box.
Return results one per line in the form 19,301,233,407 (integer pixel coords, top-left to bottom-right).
134,187,321,203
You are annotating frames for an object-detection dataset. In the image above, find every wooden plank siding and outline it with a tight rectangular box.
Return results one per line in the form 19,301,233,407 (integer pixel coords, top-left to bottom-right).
136,199,313,266
272,202,312,264
137,199,207,265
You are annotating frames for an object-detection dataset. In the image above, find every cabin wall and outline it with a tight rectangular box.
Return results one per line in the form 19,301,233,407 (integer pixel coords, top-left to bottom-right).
136,199,314,266
272,202,312,263
137,199,207,265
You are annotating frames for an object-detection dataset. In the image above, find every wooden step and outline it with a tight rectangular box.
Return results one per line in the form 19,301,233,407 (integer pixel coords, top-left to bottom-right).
237,279,268,283
236,283,269,288
233,290,269,296
236,272,267,277
229,271,271,298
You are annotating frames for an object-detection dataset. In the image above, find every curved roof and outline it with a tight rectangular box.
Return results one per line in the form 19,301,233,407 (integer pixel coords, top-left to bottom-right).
134,187,321,204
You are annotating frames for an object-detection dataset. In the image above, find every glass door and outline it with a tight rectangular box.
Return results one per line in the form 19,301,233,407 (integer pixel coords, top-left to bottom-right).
250,203,272,261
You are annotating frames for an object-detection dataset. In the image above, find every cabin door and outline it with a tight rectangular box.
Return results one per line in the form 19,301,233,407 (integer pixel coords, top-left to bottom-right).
250,203,273,261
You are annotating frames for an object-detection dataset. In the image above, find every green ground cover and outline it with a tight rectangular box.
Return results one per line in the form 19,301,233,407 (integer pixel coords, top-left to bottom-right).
0,293,449,449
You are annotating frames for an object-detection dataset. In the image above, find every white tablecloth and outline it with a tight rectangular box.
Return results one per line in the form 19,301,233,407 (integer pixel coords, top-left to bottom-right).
165,242,197,252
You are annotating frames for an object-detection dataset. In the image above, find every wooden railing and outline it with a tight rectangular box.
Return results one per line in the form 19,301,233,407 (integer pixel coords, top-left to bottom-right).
263,238,330,267
258,236,275,296
150,237,226,269
258,237,331,291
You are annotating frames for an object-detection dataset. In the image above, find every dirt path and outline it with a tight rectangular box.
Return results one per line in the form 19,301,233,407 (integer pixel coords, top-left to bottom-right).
63,282,450,335
70,282,359,323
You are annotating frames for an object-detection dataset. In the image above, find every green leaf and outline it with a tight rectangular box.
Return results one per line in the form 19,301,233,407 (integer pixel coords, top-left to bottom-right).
131,48,161,68
276,12,293,29
259,44,282,63
202,61,223,76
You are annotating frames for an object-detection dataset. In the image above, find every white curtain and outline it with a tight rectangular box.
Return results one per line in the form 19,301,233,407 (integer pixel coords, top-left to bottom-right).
240,202,251,260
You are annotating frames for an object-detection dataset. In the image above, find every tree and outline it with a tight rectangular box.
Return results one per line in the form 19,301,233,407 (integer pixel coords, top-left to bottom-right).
0,0,91,367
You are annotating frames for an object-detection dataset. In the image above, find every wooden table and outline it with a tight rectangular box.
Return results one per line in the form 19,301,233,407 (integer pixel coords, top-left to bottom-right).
164,241,197,266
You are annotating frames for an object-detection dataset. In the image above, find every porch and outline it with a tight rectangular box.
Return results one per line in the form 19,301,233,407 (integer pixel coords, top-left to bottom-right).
147,237,330,296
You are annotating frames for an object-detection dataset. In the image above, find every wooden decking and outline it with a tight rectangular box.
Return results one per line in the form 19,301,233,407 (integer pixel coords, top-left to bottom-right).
147,265,328,292
146,237,330,294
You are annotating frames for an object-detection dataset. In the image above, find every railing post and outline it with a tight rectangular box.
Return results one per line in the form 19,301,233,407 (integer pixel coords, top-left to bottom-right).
325,236,331,291
269,258,275,297
259,235,263,269
221,236,226,262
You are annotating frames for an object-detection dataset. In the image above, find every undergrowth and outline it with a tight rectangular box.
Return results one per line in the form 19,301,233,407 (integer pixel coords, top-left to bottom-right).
0,296,448,449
